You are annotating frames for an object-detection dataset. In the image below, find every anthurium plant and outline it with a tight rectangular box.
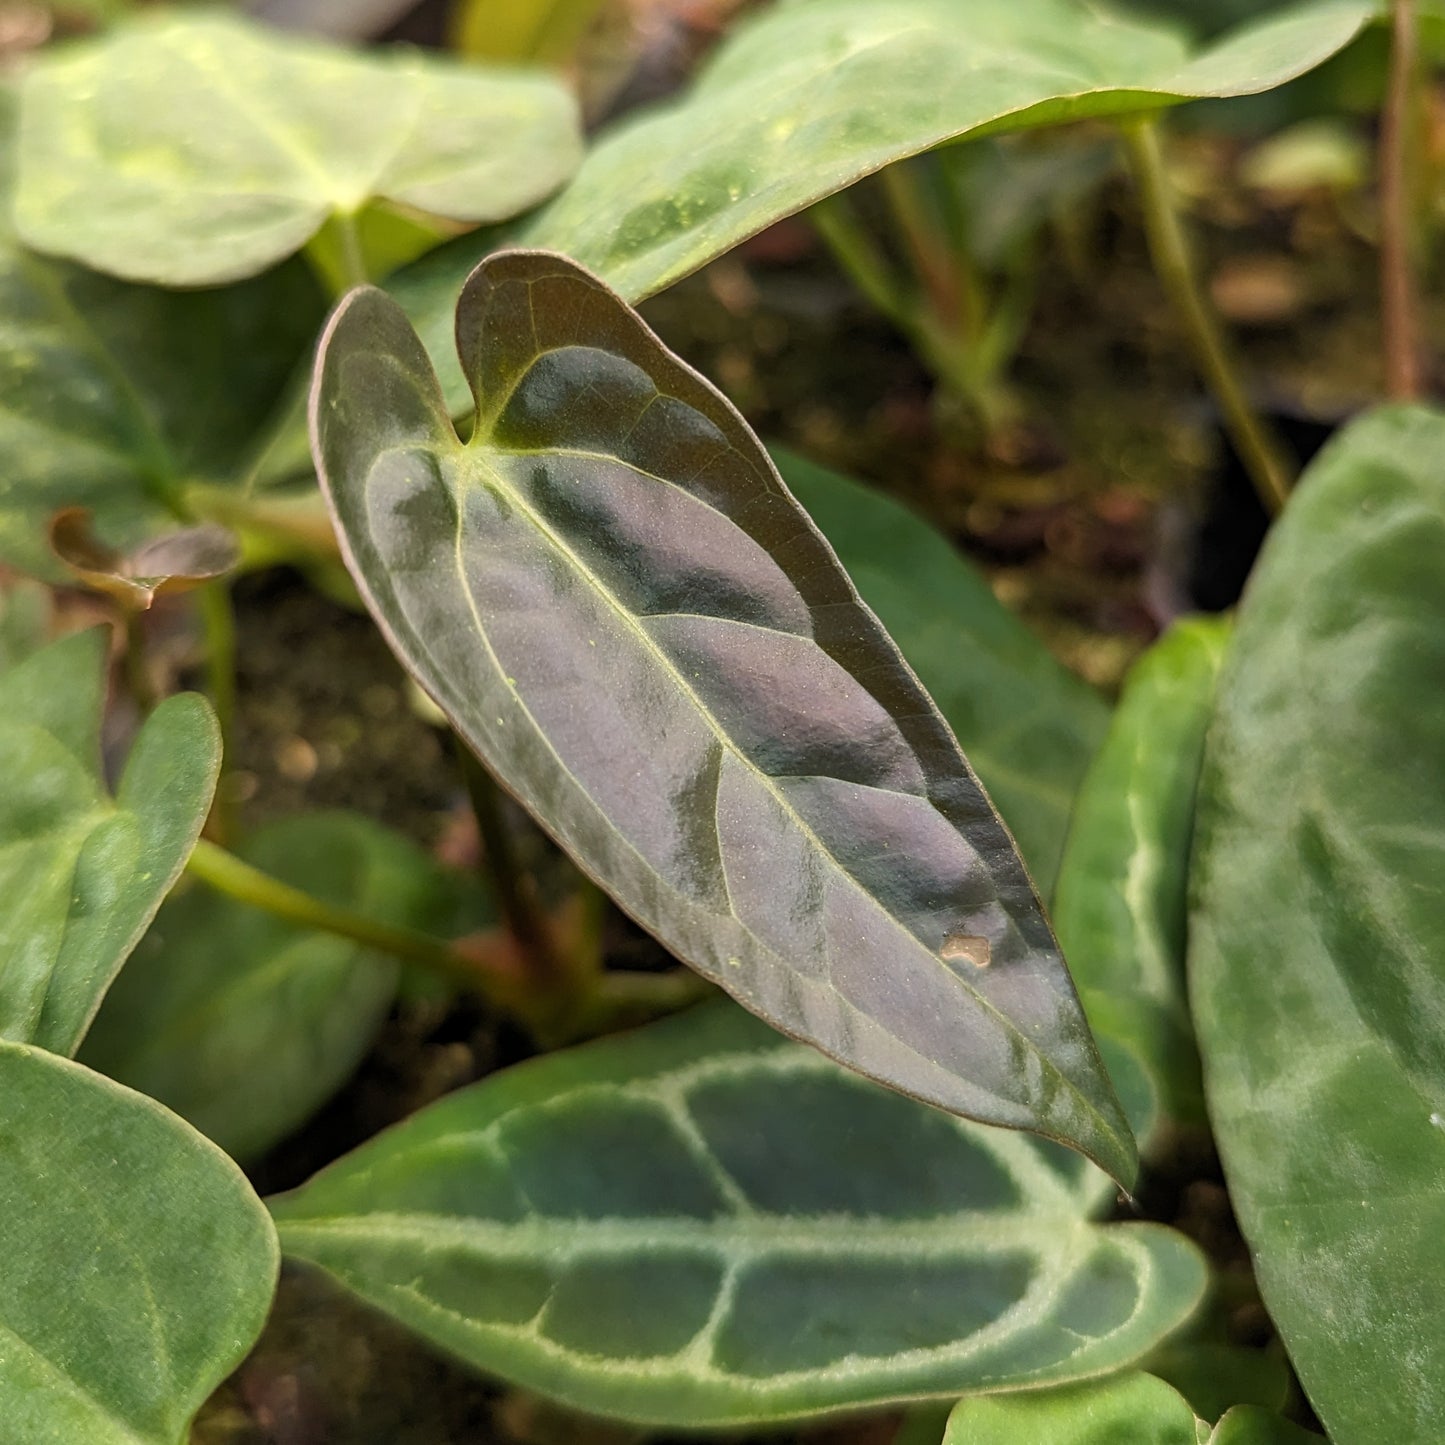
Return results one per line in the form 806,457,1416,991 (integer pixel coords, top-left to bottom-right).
0,2,1439,1442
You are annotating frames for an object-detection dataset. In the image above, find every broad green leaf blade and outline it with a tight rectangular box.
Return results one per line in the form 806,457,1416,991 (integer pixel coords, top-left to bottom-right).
1189,405,1445,1443
81,812,490,1163
1052,617,1230,1141
943,1372,1320,1444
1210,1409,1322,1445
0,86,325,579
772,448,1109,895
943,1371,1203,1443
311,248,1136,1182
0,630,220,1055
270,1003,1204,1426
15,13,583,286
384,0,1372,408
0,1042,278,1445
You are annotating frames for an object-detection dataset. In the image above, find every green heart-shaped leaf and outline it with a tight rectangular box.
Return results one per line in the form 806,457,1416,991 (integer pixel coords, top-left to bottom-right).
1052,617,1230,1142
16,12,583,286
943,1372,1319,1444
0,1041,277,1445
310,248,1137,1182
271,1002,1203,1426
773,448,1109,896
0,629,219,1056
0,87,325,579
381,0,1374,413
1190,405,1445,1443
80,811,491,1164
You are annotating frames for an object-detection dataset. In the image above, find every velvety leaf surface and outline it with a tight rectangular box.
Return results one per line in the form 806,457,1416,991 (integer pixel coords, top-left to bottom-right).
80,812,488,1163
311,248,1136,1180
386,0,1373,405
1052,618,1230,1140
1189,405,1445,1442
16,12,583,285
0,87,324,579
943,1372,1317,1444
0,1041,278,1445
773,448,1109,895
271,1003,1203,1426
0,630,220,1056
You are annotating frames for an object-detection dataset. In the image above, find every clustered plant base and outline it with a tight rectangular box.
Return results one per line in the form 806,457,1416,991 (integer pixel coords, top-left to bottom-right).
0,3,1441,1444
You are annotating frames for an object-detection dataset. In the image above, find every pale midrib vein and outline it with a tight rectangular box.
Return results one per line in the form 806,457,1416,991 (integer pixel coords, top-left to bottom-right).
448,435,1106,1134
277,1208,1082,1256
0,1317,148,1445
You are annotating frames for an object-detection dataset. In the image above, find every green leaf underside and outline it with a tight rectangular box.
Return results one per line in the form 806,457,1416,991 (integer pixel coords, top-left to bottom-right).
1052,617,1230,1141
311,248,1136,1182
381,0,1374,414
81,812,490,1163
0,1042,277,1445
15,12,583,286
271,1002,1203,1426
1189,406,1445,1442
773,449,1109,896
0,86,325,578
943,1371,1318,1444
0,630,219,1056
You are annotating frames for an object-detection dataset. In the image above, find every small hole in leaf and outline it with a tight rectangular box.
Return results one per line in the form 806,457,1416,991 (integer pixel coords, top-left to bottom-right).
940,932,991,968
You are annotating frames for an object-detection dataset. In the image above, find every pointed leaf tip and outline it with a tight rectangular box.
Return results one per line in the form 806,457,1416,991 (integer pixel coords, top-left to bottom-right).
310,246,1135,1182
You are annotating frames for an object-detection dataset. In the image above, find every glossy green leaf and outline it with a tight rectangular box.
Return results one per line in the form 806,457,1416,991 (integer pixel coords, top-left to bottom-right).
15,12,583,286
384,0,1373,410
1210,1408,1322,1445
271,1002,1204,1426
773,448,1109,895
0,86,324,579
1144,1341,1290,1425
80,812,488,1163
1052,617,1230,1140
1189,405,1445,1443
0,1041,277,1445
942,1372,1317,1444
311,247,1136,1181
944,1371,1201,1443
0,630,220,1056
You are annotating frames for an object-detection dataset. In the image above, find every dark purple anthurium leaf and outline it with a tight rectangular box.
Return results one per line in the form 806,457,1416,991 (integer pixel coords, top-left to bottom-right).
309,248,1136,1184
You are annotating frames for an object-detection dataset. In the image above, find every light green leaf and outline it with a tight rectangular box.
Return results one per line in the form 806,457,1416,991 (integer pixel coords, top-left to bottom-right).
1189,405,1445,1443
1052,617,1230,1141
943,1371,1202,1443
382,0,1372,411
942,1372,1318,1444
773,448,1109,896
0,86,325,579
0,1041,277,1445
1210,1407,1322,1444
311,248,1137,1182
15,12,583,286
80,812,489,1163
0,630,220,1056
271,1003,1204,1427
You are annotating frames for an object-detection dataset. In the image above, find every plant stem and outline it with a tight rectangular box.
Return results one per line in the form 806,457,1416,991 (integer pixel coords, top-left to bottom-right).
198,580,239,844
809,194,914,329
1381,0,1422,400
186,837,489,992
185,837,700,1041
455,739,568,990
1121,116,1294,515
122,610,156,714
